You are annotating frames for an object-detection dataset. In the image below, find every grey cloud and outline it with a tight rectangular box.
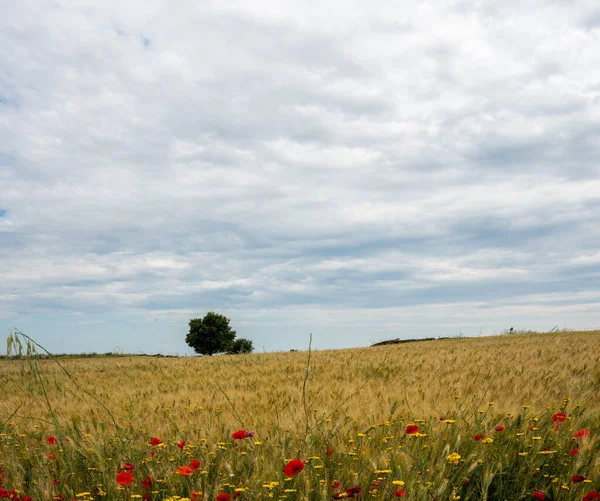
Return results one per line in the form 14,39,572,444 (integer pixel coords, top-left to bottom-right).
581,10,600,29
1,0,600,351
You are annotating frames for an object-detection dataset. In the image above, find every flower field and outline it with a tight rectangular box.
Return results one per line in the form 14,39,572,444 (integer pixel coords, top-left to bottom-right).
1,330,599,500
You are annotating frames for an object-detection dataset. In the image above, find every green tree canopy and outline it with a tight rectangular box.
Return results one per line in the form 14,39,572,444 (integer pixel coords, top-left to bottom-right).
185,313,253,355
230,337,254,354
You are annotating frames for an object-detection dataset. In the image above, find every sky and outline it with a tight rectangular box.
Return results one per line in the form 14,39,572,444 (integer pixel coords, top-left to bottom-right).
1,0,600,355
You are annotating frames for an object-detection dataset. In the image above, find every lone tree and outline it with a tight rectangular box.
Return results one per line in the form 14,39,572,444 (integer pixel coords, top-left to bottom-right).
185,312,253,355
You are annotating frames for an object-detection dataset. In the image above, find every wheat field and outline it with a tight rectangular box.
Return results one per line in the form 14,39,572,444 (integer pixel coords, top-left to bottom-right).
0,330,599,500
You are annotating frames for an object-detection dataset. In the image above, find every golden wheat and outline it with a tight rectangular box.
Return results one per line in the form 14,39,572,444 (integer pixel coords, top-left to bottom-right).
1,330,598,438
1,330,599,501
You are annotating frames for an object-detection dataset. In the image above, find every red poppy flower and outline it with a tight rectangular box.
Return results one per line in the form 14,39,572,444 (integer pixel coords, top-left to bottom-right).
177,441,186,449
48,452,57,460
494,426,505,432
119,462,135,473
345,487,361,498
532,492,546,500
405,425,419,435
330,481,342,489
583,493,600,501
150,451,156,456
551,412,567,430
370,481,381,487
22,497,33,501
142,494,151,501
473,434,483,441
47,436,59,445
394,489,406,497
141,476,152,489
572,475,586,483
176,466,193,476
234,492,242,499
149,437,162,446
231,430,248,440
574,429,590,439
51,479,61,485
570,448,580,456
217,494,230,501
326,448,333,456
284,459,305,477
116,471,134,486
189,459,201,471
191,490,202,501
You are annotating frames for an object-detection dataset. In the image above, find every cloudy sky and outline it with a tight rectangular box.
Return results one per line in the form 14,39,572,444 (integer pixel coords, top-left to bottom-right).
1,0,600,354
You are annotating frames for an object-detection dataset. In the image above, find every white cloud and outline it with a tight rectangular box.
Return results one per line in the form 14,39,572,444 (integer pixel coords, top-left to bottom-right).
1,0,600,352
